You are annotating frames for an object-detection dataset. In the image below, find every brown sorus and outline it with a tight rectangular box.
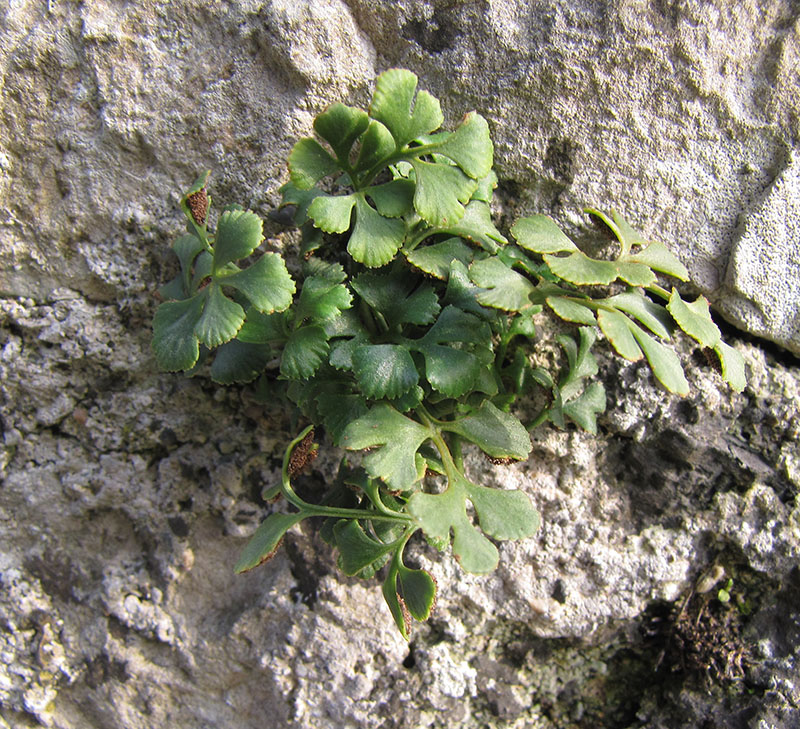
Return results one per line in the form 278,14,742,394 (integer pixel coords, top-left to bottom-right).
289,429,318,477
186,188,208,226
702,347,723,374
486,455,516,466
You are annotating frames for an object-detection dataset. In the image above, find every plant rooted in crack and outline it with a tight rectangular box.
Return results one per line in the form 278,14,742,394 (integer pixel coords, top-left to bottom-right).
152,69,746,638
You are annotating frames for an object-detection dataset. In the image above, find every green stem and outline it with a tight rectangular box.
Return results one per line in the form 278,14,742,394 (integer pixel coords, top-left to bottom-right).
527,410,549,431
415,403,445,426
302,505,413,523
337,156,356,183
403,227,436,253
362,479,406,518
646,283,671,301
279,426,412,523
357,141,441,191
390,526,416,555
359,299,379,337
374,310,390,334
417,408,459,482
450,433,464,472
496,329,511,368
187,215,214,256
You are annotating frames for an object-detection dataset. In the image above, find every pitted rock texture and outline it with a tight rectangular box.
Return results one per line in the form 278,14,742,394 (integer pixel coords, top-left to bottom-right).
1,1,799,728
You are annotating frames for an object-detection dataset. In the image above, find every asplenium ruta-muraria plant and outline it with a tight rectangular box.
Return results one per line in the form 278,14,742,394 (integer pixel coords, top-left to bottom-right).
152,68,746,638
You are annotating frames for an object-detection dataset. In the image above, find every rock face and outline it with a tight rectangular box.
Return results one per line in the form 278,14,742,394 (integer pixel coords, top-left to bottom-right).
1,2,798,728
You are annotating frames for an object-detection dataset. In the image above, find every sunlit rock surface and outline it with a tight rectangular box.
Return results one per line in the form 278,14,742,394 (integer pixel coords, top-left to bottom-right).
1,2,798,727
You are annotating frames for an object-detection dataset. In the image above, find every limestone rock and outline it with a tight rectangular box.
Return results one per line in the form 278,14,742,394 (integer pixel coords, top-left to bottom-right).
1,2,799,728
724,151,800,352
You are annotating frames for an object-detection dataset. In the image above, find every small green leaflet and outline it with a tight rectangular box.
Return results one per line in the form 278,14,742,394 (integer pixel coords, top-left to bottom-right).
430,112,493,180
545,251,643,287
469,257,535,311
557,327,600,400
625,242,688,280
351,269,440,329
442,401,531,460
369,68,444,147
512,214,577,254
602,291,672,339
334,520,396,577
347,196,406,267
195,284,245,348
367,179,415,218
396,564,436,621
408,472,498,573
562,382,606,434
597,308,643,361
412,201,506,254
278,181,325,227
214,209,265,270
383,552,437,639
172,233,205,295
307,194,356,233
443,259,488,318
405,237,474,280
598,310,689,395
313,102,370,161
533,329,607,434
280,325,330,379
408,470,539,574
585,208,638,256
352,344,419,399
308,193,406,268
713,341,746,392
234,512,305,573
340,405,431,491
152,295,205,371
237,309,288,344
546,296,597,325
630,325,689,396
210,340,271,385
288,138,339,190
354,120,395,171
219,252,296,314
411,159,477,227
666,289,745,391
294,275,352,323
411,306,493,397
666,289,721,347
439,200,506,252
315,390,368,445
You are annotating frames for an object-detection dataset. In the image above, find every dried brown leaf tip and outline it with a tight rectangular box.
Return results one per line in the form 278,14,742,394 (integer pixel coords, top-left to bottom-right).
289,430,318,476
186,188,208,226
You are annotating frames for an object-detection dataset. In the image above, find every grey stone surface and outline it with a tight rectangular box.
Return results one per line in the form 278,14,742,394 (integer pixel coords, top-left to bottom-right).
1,1,799,728
725,150,800,353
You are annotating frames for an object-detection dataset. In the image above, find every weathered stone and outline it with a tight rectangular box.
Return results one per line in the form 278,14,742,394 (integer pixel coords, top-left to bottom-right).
724,151,800,352
1,1,799,728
